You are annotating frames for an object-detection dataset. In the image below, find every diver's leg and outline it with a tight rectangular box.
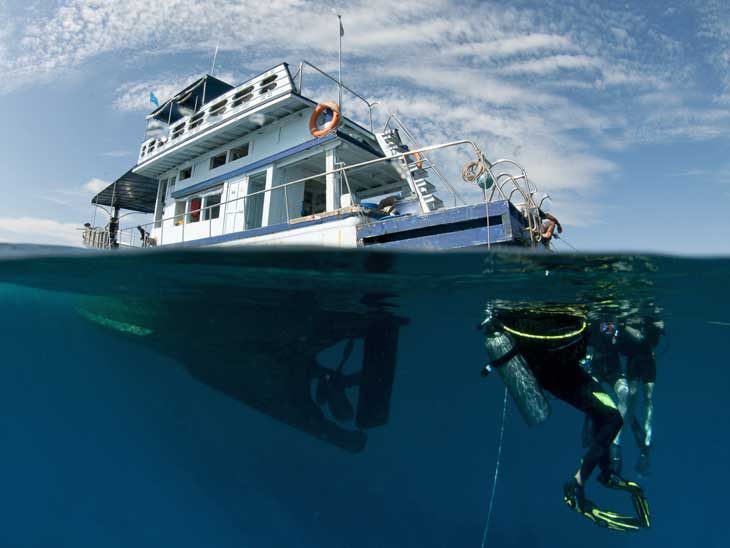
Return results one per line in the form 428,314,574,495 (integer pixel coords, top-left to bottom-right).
540,364,623,484
635,381,654,475
610,377,629,474
626,378,643,446
643,382,654,447
614,377,629,423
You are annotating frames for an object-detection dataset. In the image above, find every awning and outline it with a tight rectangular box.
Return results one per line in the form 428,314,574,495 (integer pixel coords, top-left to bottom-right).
92,169,159,213
147,74,234,125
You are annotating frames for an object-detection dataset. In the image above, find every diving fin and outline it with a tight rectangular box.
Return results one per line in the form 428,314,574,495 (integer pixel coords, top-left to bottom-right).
563,478,647,532
597,473,651,529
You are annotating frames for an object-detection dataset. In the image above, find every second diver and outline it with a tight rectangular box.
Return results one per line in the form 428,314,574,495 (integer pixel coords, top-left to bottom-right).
480,305,651,532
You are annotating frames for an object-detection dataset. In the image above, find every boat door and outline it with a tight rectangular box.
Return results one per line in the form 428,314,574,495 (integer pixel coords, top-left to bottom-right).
224,177,246,233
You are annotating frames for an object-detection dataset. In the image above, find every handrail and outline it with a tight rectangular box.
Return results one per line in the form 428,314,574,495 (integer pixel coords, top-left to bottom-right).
114,139,486,246
383,113,465,207
298,60,376,132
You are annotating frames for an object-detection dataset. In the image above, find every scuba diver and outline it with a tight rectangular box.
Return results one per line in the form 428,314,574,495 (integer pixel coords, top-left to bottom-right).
480,305,650,532
620,314,664,476
582,319,629,475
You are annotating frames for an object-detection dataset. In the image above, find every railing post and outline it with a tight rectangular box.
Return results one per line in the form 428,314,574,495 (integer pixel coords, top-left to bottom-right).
284,184,290,223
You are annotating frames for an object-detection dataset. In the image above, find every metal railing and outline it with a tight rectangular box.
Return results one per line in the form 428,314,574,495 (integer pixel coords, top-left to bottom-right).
383,113,466,208
139,65,292,163
111,139,490,248
82,226,111,249
296,60,377,132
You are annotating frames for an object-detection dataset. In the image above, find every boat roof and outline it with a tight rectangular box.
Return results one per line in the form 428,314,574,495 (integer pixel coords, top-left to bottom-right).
92,169,158,213
147,74,234,125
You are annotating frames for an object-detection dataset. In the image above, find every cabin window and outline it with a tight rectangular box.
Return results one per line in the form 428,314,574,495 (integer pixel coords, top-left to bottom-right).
174,201,186,225
203,194,221,220
210,152,227,170
187,197,202,223
179,166,192,181
229,143,250,162
302,179,327,216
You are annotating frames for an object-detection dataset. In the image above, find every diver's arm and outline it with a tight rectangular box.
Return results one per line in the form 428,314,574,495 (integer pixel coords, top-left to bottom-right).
542,212,563,233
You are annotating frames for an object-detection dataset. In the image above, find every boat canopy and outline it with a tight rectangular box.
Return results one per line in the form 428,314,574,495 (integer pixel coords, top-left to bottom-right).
147,74,234,126
92,169,158,213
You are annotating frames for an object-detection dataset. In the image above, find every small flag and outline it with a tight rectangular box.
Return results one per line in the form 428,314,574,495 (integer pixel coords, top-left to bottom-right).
339,16,344,37
149,91,159,107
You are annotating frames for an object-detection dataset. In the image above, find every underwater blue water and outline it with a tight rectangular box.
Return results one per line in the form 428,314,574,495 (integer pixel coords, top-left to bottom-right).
0,245,727,547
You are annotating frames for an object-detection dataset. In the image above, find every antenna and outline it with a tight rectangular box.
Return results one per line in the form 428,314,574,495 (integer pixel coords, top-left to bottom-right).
210,42,220,75
331,9,343,108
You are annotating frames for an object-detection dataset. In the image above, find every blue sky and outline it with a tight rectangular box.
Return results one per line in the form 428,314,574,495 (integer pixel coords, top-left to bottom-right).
0,0,728,254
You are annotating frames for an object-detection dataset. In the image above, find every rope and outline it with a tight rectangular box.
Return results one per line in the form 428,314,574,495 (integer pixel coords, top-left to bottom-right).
553,234,579,252
462,153,490,183
481,386,508,548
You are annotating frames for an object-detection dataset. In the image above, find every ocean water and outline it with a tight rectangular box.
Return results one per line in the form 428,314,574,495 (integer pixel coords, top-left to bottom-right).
0,244,727,548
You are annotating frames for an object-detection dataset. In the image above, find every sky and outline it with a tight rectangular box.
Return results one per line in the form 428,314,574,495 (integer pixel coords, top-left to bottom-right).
0,0,728,254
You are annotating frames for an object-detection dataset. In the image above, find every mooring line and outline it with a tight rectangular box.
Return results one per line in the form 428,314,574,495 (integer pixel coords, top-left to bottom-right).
481,386,508,548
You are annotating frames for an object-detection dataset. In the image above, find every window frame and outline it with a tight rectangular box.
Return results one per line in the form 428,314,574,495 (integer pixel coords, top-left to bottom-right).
203,192,222,221
179,166,193,181
229,142,250,162
209,152,227,170
187,196,202,224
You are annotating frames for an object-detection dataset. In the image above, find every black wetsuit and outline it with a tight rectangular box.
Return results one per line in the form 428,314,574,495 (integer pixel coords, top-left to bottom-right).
498,311,623,481
620,319,661,383
589,321,623,386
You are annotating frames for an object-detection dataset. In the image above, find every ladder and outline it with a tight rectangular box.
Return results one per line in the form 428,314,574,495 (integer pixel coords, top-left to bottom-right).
375,129,443,213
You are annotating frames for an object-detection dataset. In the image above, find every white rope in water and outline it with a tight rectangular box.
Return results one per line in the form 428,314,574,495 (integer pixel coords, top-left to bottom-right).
481,386,509,548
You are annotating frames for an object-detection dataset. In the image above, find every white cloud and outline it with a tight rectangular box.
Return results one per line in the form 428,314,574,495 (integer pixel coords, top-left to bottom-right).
83,178,109,194
0,217,83,246
443,34,576,60
100,149,133,158
502,54,601,76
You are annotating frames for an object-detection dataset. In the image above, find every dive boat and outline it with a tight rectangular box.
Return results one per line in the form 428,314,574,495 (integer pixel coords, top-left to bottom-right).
83,61,554,251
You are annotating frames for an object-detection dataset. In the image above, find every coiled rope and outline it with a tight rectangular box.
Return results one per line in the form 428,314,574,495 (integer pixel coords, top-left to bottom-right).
462,152,491,183
481,386,508,548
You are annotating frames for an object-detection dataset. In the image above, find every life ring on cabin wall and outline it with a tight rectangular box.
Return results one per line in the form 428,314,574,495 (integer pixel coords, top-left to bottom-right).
309,101,341,138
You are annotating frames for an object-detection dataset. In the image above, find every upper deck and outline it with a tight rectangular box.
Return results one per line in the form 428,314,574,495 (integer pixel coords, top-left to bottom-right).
136,63,311,178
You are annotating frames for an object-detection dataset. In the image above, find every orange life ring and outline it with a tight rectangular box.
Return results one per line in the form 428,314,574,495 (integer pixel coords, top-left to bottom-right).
309,101,341,138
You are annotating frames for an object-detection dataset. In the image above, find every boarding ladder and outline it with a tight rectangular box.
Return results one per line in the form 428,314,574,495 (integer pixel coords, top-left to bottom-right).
375,130,443,213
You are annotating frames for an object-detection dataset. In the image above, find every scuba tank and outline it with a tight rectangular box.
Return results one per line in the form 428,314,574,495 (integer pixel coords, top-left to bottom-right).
481,311,551,427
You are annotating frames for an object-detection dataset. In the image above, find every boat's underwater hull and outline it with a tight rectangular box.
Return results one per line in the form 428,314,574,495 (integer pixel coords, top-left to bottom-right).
76,289,408,453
